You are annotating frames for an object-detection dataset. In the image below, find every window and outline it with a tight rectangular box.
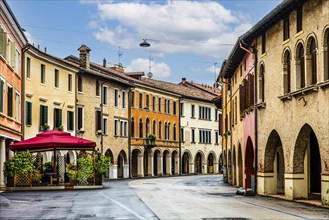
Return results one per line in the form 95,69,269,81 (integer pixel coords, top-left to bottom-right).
68,74,72,92
152,120,156,135
262,33,266,54
146,95,149,109
139,118,143,138
15,49,20,73
199,129,211,144
0,78,3,113
124,121,127,137
39,105,48,128
191,105,195,118
173,124,176,140
180,103,184,116
26,57,31,79
131,91,135,107
145,118,150,136
158,98,161,112
120,121,124,136
296,5,302,33
41,64,45,84
152,96,156,111
297,44,305,89
215,131,219,144
173,101,176,115
96,80,100,96
78,75,83,92
325,30,329,81
131,117,135,137
103,86,108,105
67,111,74,131
164,100,167,113
259,64,265,102
139,93,143,108
191,128,195,143
7,85,13,117
8,39,15,68
0,25,6,57
103,117,108,135
180,128,184,142
77,106,84,130
95,110,102,132
54,108,62,129
114,119,118,136
114,89,118,107
122,91,126,108
158,121,162,139
15,92,20,120
283,17,290,41
198,106,211,120
215,109,219,121
167,100,170,114
310,38,317,85
26,101,32,126
54,69,59,88
283,50,291,94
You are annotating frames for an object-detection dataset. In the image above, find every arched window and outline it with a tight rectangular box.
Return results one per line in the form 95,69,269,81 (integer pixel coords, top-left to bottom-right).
164,122,168,140
168,123,171,140
325,29,329,80
309,38,317,85
145,118,150,137
158,121,162,139
296,43,305,88
131,117,135,137
283,50,291,94
259,64,265,102
152,120,156,135
173,124,176,140
139,118,143,138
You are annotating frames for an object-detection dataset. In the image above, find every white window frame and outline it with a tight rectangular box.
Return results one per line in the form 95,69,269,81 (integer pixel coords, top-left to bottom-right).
103,116,108,135
114,89,119,107
102,85,108,105
0,76,5,113
77,106,84,131
122,91,126,108
15,90,20,121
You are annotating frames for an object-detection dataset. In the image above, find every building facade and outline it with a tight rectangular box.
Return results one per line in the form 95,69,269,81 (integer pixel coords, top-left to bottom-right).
23,44,79,167
0,0,27,187
65,45,133,179
129,77,180,177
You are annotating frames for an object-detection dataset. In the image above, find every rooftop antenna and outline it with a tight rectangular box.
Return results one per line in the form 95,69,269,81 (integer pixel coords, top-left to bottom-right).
117,46,123,67
213,62,218,82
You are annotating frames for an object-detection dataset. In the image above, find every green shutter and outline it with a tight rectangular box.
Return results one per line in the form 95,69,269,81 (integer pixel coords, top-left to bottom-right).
26,102,32,125
10,42,15,67
44,106,48,124
7,87,12,117
0,80,3,113
59,109,62,126
0,27,6,57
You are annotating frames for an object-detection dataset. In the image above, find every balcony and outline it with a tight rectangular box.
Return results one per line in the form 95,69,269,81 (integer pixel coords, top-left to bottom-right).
144,136,156,148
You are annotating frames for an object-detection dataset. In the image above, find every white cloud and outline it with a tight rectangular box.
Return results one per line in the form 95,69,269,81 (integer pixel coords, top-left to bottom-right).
126,58,171,80
88,1,252,58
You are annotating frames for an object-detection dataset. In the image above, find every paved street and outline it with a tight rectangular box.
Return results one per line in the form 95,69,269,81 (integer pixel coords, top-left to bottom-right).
1,175,328,219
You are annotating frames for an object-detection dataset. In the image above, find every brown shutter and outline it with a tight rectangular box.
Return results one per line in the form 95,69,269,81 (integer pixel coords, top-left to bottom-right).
239,84,244,113
219,114,223,135
249,74,254,107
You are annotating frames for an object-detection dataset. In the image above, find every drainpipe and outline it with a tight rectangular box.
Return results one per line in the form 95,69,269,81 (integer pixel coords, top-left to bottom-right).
179,97,182,175
128,87,134,178
21,44,30,140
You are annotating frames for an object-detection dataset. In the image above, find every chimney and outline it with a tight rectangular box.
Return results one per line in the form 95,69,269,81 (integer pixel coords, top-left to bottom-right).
44,47,47,54
103,58,106,67
182,77,186,85
78,45,91,69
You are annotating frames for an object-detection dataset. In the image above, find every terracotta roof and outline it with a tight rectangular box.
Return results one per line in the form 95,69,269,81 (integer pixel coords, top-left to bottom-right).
142,78,219,102
181,80,221,96
125,72,145,76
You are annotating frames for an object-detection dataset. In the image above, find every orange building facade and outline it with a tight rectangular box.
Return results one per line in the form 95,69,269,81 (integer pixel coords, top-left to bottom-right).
130,79,180,177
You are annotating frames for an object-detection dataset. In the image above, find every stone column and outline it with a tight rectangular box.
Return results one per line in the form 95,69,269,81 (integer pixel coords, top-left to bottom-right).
8,140,15,159
0,138,6,187
166,154,171,175
137,154,144,177
148,152,153,176
157,154,163,176
190,162,195,174
174,154,179,175
213,162,219,173
109,165,118,179
202,162,207,174
123,164,129,178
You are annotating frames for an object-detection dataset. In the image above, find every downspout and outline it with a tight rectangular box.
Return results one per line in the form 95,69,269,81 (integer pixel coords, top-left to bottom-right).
128,87,133,178
179,97,182,175
21,44,30,140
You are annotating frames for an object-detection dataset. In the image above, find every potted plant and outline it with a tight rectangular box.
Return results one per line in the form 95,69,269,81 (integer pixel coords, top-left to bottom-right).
43,123,50,131
66,163,78,185
43,162,54,183
77,155,94,185
94,154,110,185
4,159,15,187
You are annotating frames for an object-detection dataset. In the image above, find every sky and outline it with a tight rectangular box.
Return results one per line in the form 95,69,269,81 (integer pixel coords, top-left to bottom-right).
8,0,281,85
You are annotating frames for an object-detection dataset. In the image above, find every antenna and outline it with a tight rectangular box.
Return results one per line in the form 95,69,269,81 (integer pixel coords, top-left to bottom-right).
213,62,218,81
117,46,123,67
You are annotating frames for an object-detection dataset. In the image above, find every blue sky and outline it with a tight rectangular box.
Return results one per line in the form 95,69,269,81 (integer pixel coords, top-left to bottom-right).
8,0,281,85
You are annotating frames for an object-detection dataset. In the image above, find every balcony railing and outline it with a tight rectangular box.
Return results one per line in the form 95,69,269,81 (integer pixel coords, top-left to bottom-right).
144,138,156,148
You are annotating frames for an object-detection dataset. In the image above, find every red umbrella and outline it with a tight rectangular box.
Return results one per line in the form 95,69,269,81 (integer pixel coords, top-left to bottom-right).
10,130,96,152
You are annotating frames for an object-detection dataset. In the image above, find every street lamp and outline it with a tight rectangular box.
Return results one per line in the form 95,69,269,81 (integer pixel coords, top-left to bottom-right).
139,39,151,47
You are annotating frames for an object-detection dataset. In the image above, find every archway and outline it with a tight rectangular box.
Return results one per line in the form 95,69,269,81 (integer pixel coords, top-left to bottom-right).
207,153,214,174
163,150,170,175
144,149,150,176
153,150,160,176
245,137,254,189
117,150,127,178
293,124,321,198
182,151,190,174
264,130,284,194
105,149,114,178
227,150,232,184
232,146,237,185
131,149,141,177
195,152,202,174
218,153,223,173
172,150,178,175
237,144,243,187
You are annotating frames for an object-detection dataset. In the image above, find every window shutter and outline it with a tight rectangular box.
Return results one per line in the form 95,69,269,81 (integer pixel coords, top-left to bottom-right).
0,27,6,57
44,106,48,124
59,109,62,126
26,102,32,125
0,80,3,112
7,87,12,117
249,75,254,107
219,114,223,135
10,42,15,68
239,84,244,113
